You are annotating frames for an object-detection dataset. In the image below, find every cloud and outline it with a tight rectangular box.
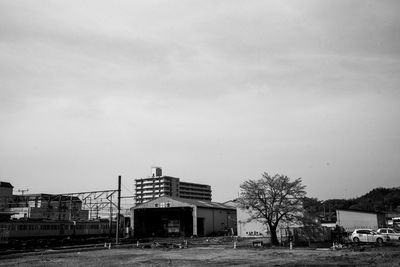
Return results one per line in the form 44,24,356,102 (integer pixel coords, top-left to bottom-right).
0,0,399,200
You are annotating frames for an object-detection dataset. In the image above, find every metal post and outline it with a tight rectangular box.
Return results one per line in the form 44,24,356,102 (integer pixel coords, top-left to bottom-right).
109,194,113,236
58,196,62,220
116,175,121,244
89,198,92,220
69,196,72,221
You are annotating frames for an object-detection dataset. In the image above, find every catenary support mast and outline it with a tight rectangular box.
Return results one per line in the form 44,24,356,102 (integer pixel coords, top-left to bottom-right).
116,175,121,244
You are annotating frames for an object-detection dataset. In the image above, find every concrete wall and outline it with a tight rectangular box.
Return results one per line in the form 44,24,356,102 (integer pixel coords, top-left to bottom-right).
237,207,269,237
0,187,13,198
0,184,13,210
224,201,268,237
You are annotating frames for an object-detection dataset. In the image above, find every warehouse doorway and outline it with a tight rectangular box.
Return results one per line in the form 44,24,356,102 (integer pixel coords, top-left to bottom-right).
134,207,193,238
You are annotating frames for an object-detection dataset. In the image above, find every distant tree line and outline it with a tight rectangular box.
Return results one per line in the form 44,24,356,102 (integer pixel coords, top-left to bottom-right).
303,187,400,221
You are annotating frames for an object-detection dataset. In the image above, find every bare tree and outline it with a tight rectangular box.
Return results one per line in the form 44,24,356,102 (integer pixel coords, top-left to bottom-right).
238,172,306,246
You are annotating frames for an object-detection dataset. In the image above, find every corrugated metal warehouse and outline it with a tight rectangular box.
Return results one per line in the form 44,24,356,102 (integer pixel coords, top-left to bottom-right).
130,196,237,238
336,209,386,232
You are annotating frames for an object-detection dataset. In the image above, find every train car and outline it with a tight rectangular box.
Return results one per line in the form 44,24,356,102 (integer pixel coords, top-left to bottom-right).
0,220,64,240
74,220,115,237
0,219,118,247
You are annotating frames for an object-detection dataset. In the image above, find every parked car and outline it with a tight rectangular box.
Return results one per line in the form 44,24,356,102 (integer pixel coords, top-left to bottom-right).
350,229,385,244
376,228,400,241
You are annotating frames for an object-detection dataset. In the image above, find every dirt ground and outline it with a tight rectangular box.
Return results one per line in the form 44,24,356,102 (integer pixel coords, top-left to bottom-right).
1,244,400,267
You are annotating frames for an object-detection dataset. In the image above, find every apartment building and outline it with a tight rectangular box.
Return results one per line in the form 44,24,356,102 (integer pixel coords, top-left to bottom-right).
134,167,212,204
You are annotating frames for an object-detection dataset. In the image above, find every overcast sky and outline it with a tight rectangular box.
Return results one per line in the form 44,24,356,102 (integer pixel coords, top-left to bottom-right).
1,0,399,202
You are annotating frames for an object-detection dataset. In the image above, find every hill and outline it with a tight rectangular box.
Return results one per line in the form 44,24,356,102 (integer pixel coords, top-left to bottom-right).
303,187,400,221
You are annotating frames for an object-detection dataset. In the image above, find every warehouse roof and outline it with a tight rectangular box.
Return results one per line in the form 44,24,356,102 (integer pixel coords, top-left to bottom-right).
134,196,235,211
171,197,235,210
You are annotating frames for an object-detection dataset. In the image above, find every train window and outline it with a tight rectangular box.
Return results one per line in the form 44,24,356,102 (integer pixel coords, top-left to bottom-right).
42,225,51,230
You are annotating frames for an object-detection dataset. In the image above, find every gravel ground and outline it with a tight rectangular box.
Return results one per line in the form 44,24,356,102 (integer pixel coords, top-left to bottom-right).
1,244,400,267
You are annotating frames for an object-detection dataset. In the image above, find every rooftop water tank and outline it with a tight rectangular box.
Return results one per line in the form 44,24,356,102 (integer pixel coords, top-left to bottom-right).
151,167,162,177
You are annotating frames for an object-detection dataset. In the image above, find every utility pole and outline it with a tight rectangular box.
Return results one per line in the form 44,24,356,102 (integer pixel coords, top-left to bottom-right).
116,175,121,244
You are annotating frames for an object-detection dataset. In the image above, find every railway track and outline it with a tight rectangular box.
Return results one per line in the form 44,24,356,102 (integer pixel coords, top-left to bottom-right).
0,239,135,258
